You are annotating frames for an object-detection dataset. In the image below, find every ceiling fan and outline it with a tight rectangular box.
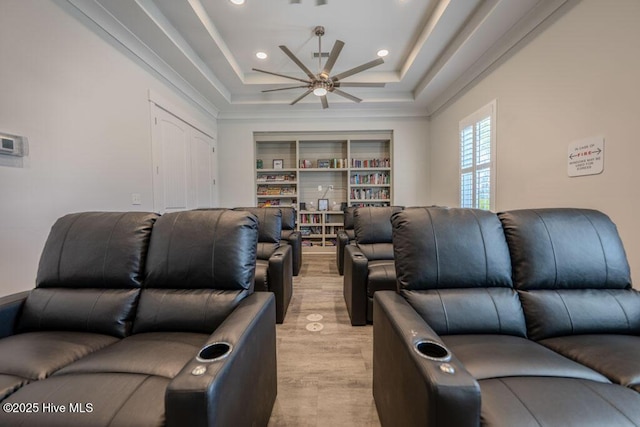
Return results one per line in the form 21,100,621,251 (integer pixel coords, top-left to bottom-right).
252,26,385,109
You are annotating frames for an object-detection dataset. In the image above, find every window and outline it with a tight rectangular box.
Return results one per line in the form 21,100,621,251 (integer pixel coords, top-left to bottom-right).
459,101,496,210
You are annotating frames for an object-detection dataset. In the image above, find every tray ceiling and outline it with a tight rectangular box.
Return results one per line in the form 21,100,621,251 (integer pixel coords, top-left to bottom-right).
63,0,575,118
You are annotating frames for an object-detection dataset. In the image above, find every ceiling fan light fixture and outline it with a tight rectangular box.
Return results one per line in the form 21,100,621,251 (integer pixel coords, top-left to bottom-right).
313,82,328,96
256,51,268,59
377,49,389,57
229,0,245,5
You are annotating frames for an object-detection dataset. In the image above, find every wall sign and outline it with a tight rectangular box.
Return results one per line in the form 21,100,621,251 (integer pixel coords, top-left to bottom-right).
568,136,604,177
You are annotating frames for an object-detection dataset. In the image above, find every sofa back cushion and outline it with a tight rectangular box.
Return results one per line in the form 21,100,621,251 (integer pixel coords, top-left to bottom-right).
19,212,158,337
233,207,281,259
135,210,258,334
354,206,403,260
498,208,631,291
520,289,640,340
392,207,523,336
403,288,526,337
343,207,356,230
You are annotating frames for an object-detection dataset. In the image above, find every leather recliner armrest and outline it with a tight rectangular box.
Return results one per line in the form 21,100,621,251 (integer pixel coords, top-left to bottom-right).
268,244,293,323
281,230,302,276
165,292,277,427
0,291,30,339
373,291,481,427
336,230,351,276
343,244,369,326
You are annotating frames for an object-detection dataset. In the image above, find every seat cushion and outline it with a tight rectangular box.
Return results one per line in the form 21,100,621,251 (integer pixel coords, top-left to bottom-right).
0,331,118,381
0,373,168,427
442,335,608,382
56,332,208,379
367,260,396,296
480,377,640,427
540,334,640,389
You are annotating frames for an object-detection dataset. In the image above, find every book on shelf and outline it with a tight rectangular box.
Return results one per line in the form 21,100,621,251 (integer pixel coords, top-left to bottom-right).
350,188,390,200
256,173,296,182
350,158,390,168
350,172,390,185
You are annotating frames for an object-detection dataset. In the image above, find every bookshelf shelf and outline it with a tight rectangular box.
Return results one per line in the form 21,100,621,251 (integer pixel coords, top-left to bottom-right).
255,132,393,252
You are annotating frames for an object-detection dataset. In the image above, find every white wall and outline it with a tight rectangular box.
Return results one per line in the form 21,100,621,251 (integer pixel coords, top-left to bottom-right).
429,0,640,284
217,117,430,209
0,0,217,296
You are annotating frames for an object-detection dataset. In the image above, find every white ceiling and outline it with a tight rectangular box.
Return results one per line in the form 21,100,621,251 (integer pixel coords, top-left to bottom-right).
64,0,574,118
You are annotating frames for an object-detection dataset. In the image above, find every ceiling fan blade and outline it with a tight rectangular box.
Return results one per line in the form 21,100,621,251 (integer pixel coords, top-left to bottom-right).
320,95,329,109
279,45,316,80
331,88,362,103
320,40,344,79
290,89,313,105
262,85,310,93
331,58,384,82
253,68,311,84
317,0,327,4
334,82,385,88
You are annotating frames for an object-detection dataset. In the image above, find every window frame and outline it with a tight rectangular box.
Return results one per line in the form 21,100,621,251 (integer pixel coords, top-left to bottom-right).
458,100,497,211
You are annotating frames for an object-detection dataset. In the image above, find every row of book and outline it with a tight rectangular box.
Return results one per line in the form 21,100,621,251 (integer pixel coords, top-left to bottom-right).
350,188,390,200
351,158,390,168
300,158,349,168
300,213,322,224
256,173,296,182
350,172,390,185
257,185,296,196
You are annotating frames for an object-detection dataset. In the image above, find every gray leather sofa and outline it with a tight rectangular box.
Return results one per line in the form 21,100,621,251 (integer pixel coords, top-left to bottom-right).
374,207,640,426
0,210,277,427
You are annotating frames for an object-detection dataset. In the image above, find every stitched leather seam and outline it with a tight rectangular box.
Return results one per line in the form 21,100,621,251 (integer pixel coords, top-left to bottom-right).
533,210,558,289
577,379,637,425
37,291,57,330
102,213,125,289
86,290,105,333
497,378,543,426
106,375,156,426
435,290,449,335
166,213,181,283
424,208,440,287
485,288,503,333
211,211,225,289
56,214,83,286
469,210,489,287
555,290,575,334
580,211,610,287
606,289,632,331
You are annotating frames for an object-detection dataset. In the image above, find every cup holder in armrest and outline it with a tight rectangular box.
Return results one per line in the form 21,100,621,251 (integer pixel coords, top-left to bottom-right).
414,340,451,362
197,342,233,362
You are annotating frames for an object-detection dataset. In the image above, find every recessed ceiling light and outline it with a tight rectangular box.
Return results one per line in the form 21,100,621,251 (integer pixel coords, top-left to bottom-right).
229,0,245,5
377,49,389,58
256,52,268,59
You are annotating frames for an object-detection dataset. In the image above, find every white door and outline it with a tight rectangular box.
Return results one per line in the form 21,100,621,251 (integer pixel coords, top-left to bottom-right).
191,129,214,209
151,105,215,212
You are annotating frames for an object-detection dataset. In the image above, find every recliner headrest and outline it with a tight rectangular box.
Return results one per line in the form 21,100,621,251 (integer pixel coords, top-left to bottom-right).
36,211,159,289
499,208,631,290
145,210,258,290
354,206,403,245
392,207,512,291
233,207,282,243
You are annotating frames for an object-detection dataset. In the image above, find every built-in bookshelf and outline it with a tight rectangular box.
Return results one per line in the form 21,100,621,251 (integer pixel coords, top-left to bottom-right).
255,131,392,252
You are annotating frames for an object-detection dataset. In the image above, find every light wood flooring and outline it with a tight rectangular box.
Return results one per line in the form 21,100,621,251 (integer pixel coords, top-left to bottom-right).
268,254,381,427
